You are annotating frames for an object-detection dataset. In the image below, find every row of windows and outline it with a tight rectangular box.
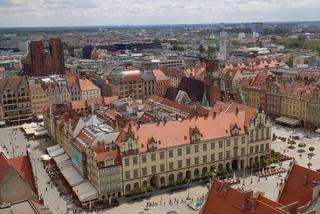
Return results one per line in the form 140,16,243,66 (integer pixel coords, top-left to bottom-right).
124,138,247,166
250,128,270,142
123,144,269,180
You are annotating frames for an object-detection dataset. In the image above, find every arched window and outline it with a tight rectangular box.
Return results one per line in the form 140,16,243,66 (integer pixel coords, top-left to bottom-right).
210,165,216,172
194,168,199,178
133,182,139,189
160,176,165,185
202,167,208,175
125,184,131,192
177,172,183,180
143,180,148,187
169,174,174,183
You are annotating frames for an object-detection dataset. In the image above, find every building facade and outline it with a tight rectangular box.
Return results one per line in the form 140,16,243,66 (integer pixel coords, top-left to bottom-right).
105,70,143,100
0,76,32,125
117,104,271,196
29,81,48,115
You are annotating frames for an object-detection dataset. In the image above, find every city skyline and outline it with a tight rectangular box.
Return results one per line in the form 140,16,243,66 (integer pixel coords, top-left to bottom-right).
1,0,320,27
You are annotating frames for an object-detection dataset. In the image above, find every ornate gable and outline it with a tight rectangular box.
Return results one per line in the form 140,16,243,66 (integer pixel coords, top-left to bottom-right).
147,136,157,151
190,126,201,143
230,123,241,136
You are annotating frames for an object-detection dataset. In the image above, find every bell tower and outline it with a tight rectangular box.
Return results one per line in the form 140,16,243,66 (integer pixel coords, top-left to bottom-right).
204,33,222,106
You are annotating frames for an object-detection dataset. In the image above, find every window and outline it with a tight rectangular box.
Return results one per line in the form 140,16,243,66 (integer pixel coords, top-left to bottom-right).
255,130,259,141
142,167,147,176
151,165,157,174
241,148,245,155
169,150,173,158
266,143,270,150
169,162,174,170
203,143,207,151
211,154,215,162
219,152,223,160
194,157,199,165
178,160,182,168
151,153,156,161
160,151,165,160
266,128,270,139
250,146,253,153
160,164,165,172
241,136,246,144
142,155,146,163
260,144,264,152
133,157,138,165
255,145,259,153
250,130,254,142
219,141,223,148
261,128,265,139
226,151,230,159
211,142,215,150
226,139,230,147
177,148,182,156
186,158,191,167
186,146,191,155
234,138,238,145
125,171,130,180
203,155,207,163
133,169,139,178
195,145,199,153
124,158,130,166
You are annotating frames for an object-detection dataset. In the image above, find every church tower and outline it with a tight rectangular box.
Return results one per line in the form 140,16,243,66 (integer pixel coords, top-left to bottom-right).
204,33,222,106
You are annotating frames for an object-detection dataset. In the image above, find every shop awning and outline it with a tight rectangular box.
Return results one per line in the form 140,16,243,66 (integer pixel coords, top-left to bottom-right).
34,129,48,137
72,181,98,202
47,145,65,157
53,153,69,165
60,166,85,187
275,116,300,127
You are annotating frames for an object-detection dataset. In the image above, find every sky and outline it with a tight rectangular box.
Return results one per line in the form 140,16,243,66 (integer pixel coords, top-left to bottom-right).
0,0,320,27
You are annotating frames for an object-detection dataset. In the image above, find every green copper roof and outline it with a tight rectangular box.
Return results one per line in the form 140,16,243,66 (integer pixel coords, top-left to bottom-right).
208,33,217,59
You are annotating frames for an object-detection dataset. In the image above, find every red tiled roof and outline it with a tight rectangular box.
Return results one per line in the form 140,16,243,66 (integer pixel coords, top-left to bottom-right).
279,164,320,207
147,95,194,114
202,180,286,214
224,102,257,125
0,153,36,193
70,100,86,110
122,70,141,82
104,108,122,120
78,79,99,91
122,105,254,152
103,96,119,106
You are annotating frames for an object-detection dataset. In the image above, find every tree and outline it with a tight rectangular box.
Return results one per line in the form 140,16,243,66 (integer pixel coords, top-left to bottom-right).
309,146,315,152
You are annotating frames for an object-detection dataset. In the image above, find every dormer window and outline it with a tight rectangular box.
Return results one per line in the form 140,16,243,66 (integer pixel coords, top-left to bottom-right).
104,157,114,167
231,124,240,136
147,137,157,151
190,126,201,143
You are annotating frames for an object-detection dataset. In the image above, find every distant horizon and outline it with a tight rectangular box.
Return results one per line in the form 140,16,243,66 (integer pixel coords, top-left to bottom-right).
1,20,320,30
1,0,320,28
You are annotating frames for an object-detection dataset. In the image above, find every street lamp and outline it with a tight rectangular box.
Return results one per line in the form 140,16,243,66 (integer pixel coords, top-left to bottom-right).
278,160,283,178
186,167,191,200
308,154,313,168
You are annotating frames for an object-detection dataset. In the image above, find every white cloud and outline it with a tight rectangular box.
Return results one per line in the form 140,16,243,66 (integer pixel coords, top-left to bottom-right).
0,0,319,27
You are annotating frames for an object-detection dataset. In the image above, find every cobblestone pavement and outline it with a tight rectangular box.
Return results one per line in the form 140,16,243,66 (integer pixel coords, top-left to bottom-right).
0,127,70,214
